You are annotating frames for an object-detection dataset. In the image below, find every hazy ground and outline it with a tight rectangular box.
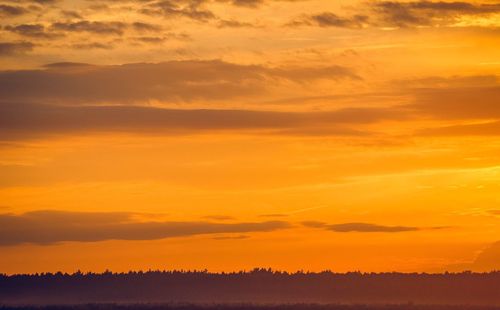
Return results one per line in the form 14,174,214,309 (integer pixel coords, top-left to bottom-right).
2,271,500,306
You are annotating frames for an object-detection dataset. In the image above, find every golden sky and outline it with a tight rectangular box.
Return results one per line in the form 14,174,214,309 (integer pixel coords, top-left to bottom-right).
0,0,500,274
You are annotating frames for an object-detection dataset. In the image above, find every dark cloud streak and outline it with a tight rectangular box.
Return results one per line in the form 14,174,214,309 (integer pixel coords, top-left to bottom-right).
51,21,127,35
0,60,359,103
0,102,399,139
288,12,368,28
0,4,28,17
5,24,62,39
303,221,429,233
0,210,291,246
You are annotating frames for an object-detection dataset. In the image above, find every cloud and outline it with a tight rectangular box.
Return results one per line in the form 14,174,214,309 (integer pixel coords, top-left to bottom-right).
139,0,296,20
0,41,34,56
372,1,500,27
217,19,257,28
368,75,500,137
130,32,191,42
303,221,422,233
287,2,500,29
0,102,404,140
31,0,59,5
141,1,216,22
43,62,91,68
219,0,306,9
419,121,500,136
411,85,500,120
270,65,361,81
402,76,500,136
132,36,167,43
447,241,500,272
0,4,28,17
288,12,369,28
51,21,127,35
229,0,264,8
4,24,62,39
70,42,114,49
4,64,497,139
60,10,83,19
471,241,500,271
328,223,419,232
132,22,163,32
0,210,291,246
0,60,359,103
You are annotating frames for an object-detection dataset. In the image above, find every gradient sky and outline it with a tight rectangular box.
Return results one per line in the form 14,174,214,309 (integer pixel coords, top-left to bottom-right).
1,0,500,274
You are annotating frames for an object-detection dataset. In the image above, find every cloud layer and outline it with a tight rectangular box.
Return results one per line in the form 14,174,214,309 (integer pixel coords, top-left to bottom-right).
0,61,358,103
290,1,500,29
1,66,499,140
0,210,291,246
0,101,410,139
303,221,432,233
372,1,500,27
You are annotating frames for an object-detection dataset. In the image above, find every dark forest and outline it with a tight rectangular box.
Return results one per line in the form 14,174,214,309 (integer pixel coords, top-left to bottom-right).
1,270,499,306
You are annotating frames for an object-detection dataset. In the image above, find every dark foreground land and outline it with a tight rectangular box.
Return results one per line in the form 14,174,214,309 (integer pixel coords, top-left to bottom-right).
1,270,500,306
0,304,499,310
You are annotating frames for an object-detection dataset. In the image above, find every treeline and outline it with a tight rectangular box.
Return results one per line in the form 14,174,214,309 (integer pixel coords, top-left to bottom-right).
1,304,500,310
1,269,499,305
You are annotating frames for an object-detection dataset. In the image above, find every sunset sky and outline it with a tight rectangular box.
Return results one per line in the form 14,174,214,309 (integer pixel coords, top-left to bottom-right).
1,0,500,275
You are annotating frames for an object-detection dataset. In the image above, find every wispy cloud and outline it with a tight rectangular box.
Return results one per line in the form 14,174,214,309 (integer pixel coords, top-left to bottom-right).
0,210,291,246
0,41,34,56
302,221,447,233
287,12,368,28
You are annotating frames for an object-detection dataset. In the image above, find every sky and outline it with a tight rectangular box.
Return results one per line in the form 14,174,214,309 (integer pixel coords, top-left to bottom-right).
0,0,500,275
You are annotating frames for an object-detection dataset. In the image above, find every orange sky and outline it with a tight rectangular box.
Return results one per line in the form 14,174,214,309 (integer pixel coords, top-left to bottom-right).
0,0,499,274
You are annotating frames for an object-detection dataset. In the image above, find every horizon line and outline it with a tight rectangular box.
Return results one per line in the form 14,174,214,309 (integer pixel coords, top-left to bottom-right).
3,268,500,277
